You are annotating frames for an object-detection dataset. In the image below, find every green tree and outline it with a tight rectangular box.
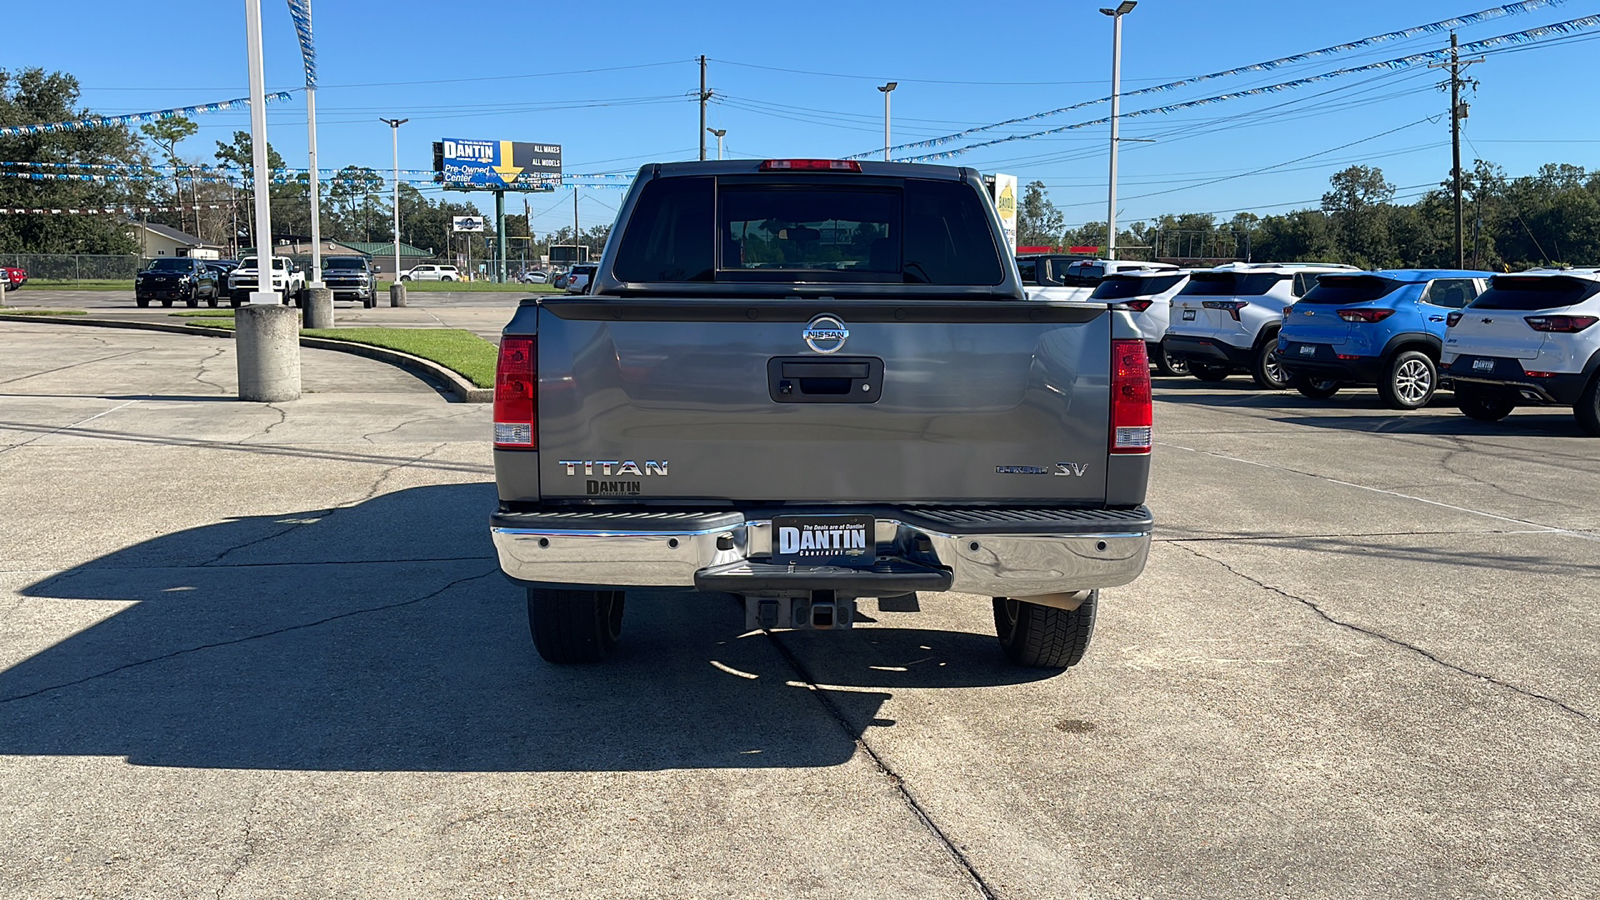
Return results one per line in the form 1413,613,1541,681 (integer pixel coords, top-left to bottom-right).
0,67,145,254
1017,180,1064,248
139,116,197,234
1322,165,1396,268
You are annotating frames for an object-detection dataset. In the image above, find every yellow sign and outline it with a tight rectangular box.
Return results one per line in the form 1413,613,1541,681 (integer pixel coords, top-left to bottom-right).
997,183,1016,217
493,140,523,185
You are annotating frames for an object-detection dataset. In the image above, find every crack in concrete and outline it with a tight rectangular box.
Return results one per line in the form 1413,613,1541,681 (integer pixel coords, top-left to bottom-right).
0,568,499,707
1160,441,1600,544
1173,543,1593,723
762,622,998,900
238,403,289,444
215,787,262,900
193,347,228,395
0,347,150,386
201,443,448,567
360,413,428,445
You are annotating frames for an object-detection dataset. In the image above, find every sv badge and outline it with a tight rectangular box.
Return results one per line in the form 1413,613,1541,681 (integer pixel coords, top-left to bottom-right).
1056,462,1090,477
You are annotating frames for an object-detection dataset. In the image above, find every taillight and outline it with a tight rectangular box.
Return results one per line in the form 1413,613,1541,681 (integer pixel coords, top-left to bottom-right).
1446,312,1463,328
494,337,536,448
1337,308,1396,323
1111,339,1153,455
1525,315,1598,333
1124,299,1153,312
760,159,862,172
1282,306,1294,317
1202,300,1246,321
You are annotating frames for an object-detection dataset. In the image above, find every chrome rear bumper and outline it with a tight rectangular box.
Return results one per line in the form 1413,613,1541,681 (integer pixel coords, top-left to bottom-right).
491,507,1152,597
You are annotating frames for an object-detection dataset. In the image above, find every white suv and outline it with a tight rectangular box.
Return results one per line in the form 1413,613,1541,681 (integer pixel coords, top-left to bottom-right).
1441,268,1600,435
399,264,461,282
1164,262,1360,388
1089,269,1193,375
1020,256,1176,303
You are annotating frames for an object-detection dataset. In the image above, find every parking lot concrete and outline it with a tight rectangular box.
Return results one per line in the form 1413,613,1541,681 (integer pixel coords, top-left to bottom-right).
1,324,1596,898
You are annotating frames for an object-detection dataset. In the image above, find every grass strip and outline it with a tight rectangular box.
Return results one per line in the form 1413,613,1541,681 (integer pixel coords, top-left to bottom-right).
183,321,496,388
0,308,87,315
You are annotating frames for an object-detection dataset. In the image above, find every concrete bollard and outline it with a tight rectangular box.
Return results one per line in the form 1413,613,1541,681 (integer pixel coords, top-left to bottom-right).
303,285,334,329
389,282,407,307
235,304,301,402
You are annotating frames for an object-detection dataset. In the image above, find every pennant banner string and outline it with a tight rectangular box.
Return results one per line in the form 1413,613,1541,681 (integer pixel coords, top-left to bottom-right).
898,13,1600,162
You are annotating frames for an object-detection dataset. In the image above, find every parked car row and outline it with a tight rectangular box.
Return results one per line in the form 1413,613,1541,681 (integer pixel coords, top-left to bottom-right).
1,265,27,290
1036,257,1600,436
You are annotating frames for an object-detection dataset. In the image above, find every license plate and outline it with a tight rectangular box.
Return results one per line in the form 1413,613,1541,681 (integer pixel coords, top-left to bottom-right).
772,516,875,566
1182,310,1196,321
1299,345,1316,356
1472,358,1494,372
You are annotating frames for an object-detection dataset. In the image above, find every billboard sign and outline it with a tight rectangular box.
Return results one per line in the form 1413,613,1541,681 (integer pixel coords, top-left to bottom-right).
434,139,562,191
452,215,486,233
548,244,589,265
991,173,1019,253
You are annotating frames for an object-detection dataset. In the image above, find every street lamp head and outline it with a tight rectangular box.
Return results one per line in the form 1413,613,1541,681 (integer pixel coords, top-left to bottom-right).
879,82,898,93
707,127,727,137
1100,1,1136,14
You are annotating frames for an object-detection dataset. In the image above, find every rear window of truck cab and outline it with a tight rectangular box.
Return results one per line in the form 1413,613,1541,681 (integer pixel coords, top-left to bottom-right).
612,176,1004,286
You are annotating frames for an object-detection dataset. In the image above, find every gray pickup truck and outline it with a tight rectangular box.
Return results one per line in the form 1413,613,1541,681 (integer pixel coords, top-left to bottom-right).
490,159,1154,669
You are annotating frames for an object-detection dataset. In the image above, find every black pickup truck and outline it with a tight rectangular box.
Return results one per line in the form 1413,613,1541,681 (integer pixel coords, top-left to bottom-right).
490,159,1155,669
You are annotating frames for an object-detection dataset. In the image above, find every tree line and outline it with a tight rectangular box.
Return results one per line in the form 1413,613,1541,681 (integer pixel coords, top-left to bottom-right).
0,67,609,263
1018,159,1600,272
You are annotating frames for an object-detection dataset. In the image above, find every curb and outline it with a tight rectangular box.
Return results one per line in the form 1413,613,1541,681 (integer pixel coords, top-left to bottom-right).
0,314,493,403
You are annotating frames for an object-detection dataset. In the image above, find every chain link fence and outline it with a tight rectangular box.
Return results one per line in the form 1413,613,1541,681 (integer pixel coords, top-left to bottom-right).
0,254,155,286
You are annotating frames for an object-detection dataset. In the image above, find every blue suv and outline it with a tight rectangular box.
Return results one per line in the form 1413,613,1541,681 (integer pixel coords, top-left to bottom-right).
1278,269,1492,409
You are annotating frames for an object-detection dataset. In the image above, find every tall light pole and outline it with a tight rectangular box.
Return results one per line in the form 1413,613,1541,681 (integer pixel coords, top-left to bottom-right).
244,0,274,305
707,128,726,160
878,82,897,161
378,117,407,284
1101,1,1136,261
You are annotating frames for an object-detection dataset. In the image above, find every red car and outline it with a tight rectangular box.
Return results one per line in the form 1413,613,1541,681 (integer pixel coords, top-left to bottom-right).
1,266,25,290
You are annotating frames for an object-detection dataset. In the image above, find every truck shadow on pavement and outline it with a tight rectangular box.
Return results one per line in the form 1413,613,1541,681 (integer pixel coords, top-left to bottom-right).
3,484,1050,772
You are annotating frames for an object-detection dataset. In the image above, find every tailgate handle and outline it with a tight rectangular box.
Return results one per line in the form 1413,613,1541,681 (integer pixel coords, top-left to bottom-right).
768,356,883,404
781,362,870,379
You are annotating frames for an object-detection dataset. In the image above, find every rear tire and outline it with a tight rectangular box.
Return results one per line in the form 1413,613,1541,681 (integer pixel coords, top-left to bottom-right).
161,299,173,308
1379,350,1437,410
1454,383,1516,422
1251,339,1291,390
527,588,625,664
186,295,199,308
135,298,149,308
1575,373,1600,437
1292,374,1341,399
1190,362,1230,382
993,592,1096,669
207,296,218,308
1154,342,1190,377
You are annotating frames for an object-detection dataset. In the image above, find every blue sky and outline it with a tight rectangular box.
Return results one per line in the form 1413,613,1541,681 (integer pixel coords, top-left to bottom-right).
12,0,1600,235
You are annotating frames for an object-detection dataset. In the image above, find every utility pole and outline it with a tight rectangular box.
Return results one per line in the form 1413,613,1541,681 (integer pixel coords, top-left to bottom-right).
573,187,581,261
379,117,408,284
699,56,711,161
1102,2,1137,261
878,83,897,161
1431,32,1482,268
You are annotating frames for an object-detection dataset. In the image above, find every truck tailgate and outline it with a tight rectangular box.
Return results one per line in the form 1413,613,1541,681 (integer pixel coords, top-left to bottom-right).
532,299,1114,503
